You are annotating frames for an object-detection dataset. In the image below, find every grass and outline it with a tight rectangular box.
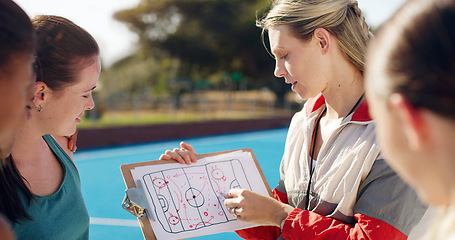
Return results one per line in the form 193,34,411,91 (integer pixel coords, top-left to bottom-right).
78,111,202,128
78,90,302,129
77,109,289,129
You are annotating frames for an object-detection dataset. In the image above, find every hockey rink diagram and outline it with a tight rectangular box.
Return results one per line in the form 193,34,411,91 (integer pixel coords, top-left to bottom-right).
141,159,251,234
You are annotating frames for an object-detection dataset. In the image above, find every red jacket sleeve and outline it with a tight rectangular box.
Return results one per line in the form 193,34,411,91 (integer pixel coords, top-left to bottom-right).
281,209,407,240
235,189,407,240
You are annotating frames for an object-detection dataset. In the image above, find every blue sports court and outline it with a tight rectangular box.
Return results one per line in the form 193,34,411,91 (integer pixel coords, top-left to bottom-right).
74,128,288,240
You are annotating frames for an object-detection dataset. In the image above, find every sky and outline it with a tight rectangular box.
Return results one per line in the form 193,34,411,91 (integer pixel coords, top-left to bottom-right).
14,0,407,67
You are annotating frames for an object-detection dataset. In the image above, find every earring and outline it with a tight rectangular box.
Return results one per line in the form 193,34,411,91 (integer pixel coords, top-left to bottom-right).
36,105,42,112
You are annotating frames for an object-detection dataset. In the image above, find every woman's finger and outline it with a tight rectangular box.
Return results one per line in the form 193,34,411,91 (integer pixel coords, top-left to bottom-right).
230,206,243,218
227,188,243,198
175,149,193,165
159,154,171,160
224,189,245,209
164,150,185,164
180,142,197,154
67,130,78,152
180,142,198,163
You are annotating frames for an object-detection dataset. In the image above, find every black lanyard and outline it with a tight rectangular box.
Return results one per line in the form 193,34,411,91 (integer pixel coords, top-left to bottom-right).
305,93,365,210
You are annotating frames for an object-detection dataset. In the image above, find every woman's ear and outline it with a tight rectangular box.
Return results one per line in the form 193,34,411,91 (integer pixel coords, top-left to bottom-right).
389,93,427,150
33,81,49,108
313,28,331,54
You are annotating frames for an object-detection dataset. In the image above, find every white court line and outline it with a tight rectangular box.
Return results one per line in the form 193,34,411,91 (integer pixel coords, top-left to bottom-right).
90,217,140,227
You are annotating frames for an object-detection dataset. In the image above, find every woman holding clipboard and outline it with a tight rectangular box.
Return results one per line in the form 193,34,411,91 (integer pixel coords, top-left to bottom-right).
160,0,427,239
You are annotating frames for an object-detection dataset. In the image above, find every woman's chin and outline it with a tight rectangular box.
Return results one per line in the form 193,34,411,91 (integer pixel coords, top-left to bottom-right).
296,91,313,101
61,126,77,137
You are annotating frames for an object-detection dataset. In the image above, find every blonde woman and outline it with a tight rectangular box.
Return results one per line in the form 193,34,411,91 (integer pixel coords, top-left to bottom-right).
366,0,455,239
161,0,426,239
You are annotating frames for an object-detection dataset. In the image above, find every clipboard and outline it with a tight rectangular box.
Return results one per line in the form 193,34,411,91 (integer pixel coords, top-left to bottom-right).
120,148,272,240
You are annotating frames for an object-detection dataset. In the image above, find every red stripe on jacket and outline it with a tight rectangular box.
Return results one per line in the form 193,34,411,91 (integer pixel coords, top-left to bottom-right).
235,189,406,240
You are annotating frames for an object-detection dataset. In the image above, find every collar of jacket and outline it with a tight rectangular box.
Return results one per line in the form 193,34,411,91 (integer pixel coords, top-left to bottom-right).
305,93,372,122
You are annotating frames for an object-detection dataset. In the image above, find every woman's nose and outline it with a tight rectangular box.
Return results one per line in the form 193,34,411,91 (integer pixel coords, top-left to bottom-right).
274,60,286,78
86,95,95,110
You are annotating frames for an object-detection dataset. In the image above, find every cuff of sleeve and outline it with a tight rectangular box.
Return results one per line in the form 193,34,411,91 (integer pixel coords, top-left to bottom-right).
281,208,304,237
280,218,286,229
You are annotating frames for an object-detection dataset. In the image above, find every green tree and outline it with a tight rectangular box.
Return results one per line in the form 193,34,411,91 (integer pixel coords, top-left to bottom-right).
114,0,290,107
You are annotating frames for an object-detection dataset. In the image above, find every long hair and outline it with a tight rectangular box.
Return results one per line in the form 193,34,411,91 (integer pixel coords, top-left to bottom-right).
0,156,35,223
257,0,372,72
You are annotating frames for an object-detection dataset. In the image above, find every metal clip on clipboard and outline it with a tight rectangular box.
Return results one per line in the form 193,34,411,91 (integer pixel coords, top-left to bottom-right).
122,180,154,220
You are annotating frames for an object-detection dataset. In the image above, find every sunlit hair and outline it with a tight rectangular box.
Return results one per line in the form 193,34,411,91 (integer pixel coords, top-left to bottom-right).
32,15,99,92
366,0,455,121
257,0,372,72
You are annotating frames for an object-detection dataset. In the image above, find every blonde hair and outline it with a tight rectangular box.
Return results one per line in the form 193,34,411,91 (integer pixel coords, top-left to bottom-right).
257,0,372,72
